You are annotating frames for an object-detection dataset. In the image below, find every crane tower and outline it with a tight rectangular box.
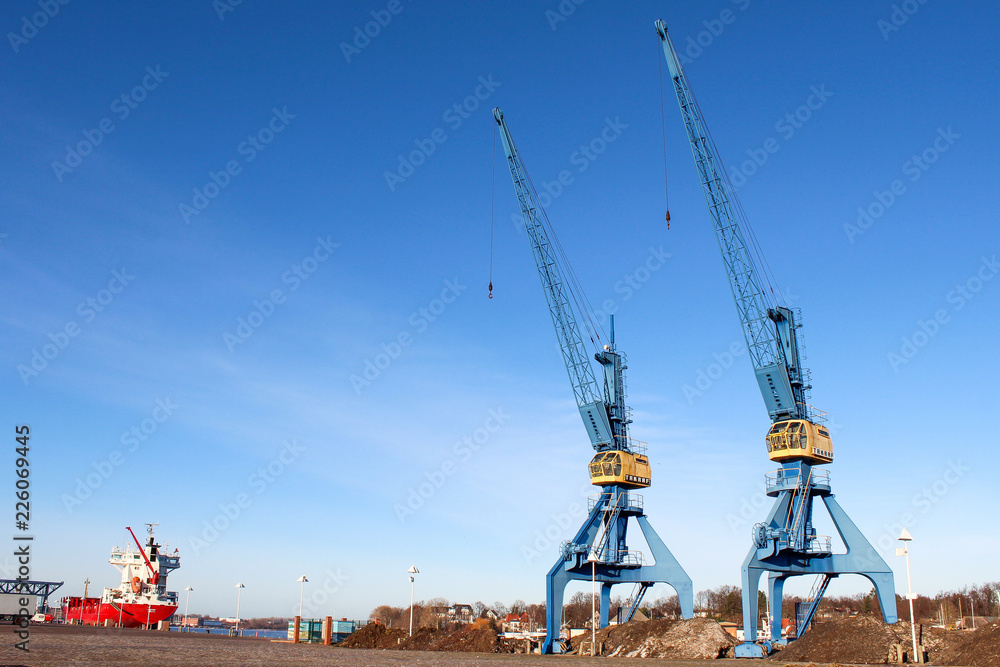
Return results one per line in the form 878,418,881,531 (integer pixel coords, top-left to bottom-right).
493,108,693,654
655,20,897,658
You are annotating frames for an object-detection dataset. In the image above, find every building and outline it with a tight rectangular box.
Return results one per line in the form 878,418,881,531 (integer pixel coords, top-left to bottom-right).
502,612,530,632
451,604,474,623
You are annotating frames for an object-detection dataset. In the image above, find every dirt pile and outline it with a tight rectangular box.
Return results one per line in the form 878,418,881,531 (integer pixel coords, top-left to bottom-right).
626,617,738,659
398,624,503,653
772,615,975,664
774,615,911,664
949,620,1000,667
339,622,505,653
573,617,736,659
336,622,406,649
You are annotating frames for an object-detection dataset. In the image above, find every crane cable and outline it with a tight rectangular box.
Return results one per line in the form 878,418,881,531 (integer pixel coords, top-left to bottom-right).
489,125,496,299
687,83,785,309
658,47,671,229
521,158,606,351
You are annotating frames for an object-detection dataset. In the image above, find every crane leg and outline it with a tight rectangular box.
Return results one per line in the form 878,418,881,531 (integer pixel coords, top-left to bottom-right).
768,573,786,644
541,486,693,654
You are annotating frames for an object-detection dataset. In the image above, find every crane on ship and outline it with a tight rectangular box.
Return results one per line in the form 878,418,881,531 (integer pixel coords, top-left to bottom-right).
654,20,897,657
492,107,693,654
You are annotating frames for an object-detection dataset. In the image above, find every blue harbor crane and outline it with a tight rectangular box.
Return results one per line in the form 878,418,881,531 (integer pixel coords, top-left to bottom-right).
492,108,693,654
655,20,897,658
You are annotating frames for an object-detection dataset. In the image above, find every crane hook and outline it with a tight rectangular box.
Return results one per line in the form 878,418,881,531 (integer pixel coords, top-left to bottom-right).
666,210,671,230
488,281,493,299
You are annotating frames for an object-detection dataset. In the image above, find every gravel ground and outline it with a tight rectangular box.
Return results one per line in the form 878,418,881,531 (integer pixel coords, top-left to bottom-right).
0,624,878,666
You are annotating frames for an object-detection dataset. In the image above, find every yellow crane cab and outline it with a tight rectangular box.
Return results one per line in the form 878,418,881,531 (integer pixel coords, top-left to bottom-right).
588,450,651,488
765,419,834,464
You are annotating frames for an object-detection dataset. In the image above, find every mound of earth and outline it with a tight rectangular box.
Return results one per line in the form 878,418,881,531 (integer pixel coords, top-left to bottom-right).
398,624,503,653
339,622,505,653
949,620,1000,667
574,617,736,659
774,615,926,664
337,622,406,649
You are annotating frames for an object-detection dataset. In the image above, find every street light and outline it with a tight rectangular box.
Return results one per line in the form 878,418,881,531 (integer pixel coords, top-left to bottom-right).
587,549,598,657
296,576,308,619
234,583,245,637
407,566,419,637
183,587,193,632
895,528,918,662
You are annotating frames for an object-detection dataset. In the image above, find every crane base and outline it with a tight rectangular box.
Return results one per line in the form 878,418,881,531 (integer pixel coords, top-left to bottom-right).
736,462,897,656
735,641,770,658
541,485,692,654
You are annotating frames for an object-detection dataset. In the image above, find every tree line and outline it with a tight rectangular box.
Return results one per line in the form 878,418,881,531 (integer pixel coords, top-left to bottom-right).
368,581,999,631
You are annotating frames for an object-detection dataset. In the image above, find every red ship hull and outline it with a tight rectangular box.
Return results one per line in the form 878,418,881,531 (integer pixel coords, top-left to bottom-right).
62,597,177,628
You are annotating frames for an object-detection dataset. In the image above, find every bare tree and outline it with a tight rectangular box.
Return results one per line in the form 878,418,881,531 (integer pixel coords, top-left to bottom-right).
527,602,546,629
370,605,404,627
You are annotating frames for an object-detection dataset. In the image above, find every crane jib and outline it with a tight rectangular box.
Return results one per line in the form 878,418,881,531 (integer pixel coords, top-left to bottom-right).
493,108,617,450
656,22,811,424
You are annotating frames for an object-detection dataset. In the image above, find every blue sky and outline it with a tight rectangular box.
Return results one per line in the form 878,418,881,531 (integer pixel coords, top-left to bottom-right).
3,0,998,620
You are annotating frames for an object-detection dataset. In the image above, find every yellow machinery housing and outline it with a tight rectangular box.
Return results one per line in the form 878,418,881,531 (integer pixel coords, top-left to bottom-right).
589,450,651,488
765,419,834,464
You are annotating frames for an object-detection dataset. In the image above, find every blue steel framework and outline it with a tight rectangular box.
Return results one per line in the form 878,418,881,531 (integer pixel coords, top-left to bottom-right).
493,108,693,654
0,579,64,610
655,20,897,658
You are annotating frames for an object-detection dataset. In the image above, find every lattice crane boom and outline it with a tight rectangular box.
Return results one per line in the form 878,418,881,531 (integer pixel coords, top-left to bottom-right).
655,20,809,424
493,107,623,450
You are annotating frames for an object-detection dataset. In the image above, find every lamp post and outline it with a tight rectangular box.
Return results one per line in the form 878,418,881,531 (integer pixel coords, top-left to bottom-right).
234,583,245,637
587,549,598,657
895,528,918,662
183,587,193,632
407,566,419,637
296,576,308,619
